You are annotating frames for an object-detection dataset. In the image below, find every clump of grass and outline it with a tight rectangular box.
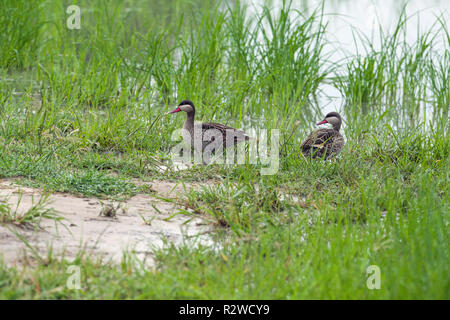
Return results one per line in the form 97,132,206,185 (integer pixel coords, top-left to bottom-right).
428,20,449,120
183,180,290,234
98,201,126,218
44,170,139,199
334,8,445,129
0,193,62,230
0,0,43,69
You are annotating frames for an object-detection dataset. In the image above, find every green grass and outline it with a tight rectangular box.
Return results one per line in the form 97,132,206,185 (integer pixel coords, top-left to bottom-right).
0,0,448,299
0,192,62,230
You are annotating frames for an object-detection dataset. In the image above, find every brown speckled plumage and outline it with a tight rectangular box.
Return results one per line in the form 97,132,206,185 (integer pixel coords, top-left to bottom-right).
168,100,249,150
301,112,344,159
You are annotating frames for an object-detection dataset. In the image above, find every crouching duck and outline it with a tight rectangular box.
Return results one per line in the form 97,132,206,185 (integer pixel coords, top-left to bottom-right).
167,100,250,150
300,112,344,159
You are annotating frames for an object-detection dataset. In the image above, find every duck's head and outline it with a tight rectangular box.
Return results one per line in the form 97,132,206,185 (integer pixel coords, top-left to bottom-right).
317,112,342,131
167,100,195,115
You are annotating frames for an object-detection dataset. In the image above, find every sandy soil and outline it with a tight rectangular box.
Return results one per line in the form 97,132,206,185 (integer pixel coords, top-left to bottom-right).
0,179,213,267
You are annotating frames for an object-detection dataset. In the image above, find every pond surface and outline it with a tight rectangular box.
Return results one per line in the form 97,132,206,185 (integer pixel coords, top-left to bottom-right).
245,0,449,117
246,0,449,58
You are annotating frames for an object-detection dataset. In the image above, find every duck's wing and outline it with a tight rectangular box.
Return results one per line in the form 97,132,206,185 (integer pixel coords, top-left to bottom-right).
202,122,238,131
201,122,250,140
301,129,335,149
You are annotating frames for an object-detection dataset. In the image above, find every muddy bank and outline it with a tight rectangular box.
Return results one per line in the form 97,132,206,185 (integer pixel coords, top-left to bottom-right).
0,179,213,266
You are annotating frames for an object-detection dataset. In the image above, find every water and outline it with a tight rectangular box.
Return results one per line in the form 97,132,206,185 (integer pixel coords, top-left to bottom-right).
245,0,449,59
245,0,450,117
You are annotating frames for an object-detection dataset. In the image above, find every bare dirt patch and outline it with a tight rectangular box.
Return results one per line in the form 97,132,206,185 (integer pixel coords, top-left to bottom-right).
0,179,214,266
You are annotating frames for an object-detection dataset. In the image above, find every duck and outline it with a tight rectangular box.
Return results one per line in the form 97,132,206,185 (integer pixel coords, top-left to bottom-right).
300,112,345,159
167,100,250,151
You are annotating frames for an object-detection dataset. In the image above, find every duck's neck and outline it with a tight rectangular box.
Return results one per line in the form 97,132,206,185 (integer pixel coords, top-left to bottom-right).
183,112,195,133
333,122,341,131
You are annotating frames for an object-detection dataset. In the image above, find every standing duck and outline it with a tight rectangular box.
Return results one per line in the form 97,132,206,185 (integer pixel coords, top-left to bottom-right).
300,112,345,159
167,100,250,150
